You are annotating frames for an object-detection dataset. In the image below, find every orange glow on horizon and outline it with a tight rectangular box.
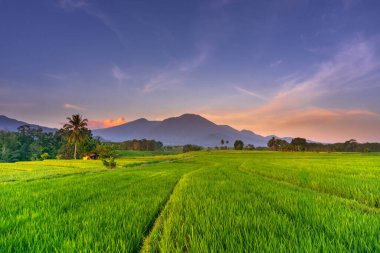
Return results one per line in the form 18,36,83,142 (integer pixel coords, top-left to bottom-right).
88,117,127,129
199,107,380,143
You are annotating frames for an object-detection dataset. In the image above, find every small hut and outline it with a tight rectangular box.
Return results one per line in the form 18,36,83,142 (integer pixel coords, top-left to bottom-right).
83,152,99,160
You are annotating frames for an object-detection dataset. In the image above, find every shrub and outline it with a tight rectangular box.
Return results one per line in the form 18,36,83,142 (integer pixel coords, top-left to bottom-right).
245,144,255,150
40,152,50,160
102,157,117,169
234,140,244,150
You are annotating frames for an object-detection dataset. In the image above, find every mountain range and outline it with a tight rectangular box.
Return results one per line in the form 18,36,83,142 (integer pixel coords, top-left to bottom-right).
92,114,290,147
0,115,55,133
0,114,292,147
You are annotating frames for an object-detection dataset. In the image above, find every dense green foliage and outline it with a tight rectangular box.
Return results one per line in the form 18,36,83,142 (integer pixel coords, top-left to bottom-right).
268,137,380,152
233,139,244,150
267,137,291,151
116,139,163,151
1,151,380,252
0,126,100,162
307,140,380,152
182,144,203,152
291,137,307,151
0,126,62,162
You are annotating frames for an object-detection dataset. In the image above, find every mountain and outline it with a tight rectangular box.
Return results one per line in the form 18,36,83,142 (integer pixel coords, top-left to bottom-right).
0,115,56,132
93,113,281,147
0,114,293,147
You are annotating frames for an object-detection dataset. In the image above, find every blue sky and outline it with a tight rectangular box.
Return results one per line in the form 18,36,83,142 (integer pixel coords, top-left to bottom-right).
1,0,380,142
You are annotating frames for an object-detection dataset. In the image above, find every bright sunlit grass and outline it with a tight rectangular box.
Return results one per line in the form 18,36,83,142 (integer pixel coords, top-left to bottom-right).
1,151,380,252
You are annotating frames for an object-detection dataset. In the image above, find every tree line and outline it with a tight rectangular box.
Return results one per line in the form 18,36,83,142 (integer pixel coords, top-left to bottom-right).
0,114,166,162
114,139,163,151
0,114,105,162
0,126,61,162
267,137,380,152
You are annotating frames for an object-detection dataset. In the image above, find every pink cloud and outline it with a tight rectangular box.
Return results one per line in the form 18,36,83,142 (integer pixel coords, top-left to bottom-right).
201,107,380,143
63,103,86,111
88,117,127,129
198,38,380,143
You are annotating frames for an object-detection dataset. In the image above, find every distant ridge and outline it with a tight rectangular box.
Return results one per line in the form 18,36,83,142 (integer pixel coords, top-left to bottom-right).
0,113,293,147
0,115,55,132
93,113,286,147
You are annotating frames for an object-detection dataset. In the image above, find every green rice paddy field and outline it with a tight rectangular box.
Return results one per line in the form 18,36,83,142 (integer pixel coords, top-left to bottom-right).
1,151,380,252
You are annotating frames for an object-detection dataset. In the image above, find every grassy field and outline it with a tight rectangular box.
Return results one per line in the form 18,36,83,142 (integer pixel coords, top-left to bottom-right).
1,151,380,252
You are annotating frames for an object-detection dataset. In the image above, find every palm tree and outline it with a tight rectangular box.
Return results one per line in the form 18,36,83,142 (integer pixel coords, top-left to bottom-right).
63,114,88,160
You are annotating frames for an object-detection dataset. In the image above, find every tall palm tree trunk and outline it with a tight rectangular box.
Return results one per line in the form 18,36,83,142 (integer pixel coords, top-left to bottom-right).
74,143,77,160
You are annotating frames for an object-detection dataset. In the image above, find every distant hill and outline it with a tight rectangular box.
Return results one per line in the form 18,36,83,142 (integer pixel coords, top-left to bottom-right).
93,113,286,147
0,115,56,132
0,114,293,147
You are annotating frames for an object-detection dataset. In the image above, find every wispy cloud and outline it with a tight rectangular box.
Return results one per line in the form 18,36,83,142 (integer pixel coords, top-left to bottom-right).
269,59,283,68
142,73,183,93
63,103,86,111
43,72,79,81
58,0,124,43
235,86,268,101
112,65,128,82
44,73,67,81
202,37,380,142
262,37,379,114
88,117,127,129
179,46,210,72
142,46,210,93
